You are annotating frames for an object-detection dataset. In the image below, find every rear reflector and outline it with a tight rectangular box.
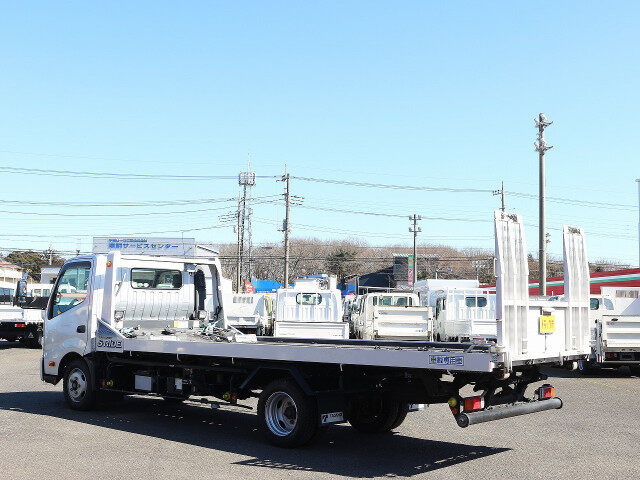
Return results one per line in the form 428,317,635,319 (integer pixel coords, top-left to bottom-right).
463,396,485,412
15,323,26,328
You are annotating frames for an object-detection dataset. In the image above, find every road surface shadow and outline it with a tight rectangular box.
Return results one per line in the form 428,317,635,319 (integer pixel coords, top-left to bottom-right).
0,390,508,478
542,366,639,379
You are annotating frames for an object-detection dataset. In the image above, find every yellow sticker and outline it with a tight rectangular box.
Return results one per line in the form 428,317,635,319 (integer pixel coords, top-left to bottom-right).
539,315,555,334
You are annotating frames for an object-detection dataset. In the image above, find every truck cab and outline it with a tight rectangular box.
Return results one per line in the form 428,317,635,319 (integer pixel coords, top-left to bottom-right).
580,288,640,372
273,275,346,339
42,252,227,381
351,292,433,340
223,292,274,335
422,288,497,342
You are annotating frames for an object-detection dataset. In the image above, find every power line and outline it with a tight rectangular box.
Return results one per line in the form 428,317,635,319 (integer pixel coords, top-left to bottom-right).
0,165,278,181
294,176,493,193
294,175,636,210
0,197,281,217
507,191,636,210
0,196,239,207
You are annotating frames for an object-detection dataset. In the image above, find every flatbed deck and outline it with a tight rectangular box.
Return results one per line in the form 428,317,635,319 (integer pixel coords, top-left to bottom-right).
100,323,498,373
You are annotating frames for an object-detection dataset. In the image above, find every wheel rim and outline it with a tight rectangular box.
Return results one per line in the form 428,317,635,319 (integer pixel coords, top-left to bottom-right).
68,368,88,402
264,391,297,436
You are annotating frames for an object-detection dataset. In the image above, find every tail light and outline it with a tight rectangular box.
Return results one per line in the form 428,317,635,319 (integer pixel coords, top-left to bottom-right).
537,384,556,399
463,396,485,412
15,323,26,328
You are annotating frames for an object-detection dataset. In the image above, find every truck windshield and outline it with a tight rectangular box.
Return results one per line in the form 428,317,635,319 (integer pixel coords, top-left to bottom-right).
376,296,413,306
465,296,488,308
296,293,322,305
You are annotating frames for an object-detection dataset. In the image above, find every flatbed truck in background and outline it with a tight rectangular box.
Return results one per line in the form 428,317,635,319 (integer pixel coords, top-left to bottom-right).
40,211,591,447
579,287,640,373
0,279,47,347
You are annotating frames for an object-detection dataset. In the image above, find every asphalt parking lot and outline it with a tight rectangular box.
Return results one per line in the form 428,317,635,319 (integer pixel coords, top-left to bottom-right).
0,342,638,479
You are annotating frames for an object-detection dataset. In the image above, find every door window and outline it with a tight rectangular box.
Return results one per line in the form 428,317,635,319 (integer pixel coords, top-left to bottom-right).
49,262,91,318
131,268,182,289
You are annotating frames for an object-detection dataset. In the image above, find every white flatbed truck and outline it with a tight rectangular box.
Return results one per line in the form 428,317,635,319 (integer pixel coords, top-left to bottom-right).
579,287,640,373
41,211,590,447
0,280,46,348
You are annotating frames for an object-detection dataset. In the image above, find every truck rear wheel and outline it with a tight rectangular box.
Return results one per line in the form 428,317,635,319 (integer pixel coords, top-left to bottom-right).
389,402,410,429
348,398,401,434
257,379,318,448
63,358,96,411
578,359,598,375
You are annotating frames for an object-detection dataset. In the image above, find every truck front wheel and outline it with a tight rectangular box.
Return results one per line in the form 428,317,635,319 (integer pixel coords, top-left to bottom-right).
257,379,318,448
348,398,402,434
63,358,96,411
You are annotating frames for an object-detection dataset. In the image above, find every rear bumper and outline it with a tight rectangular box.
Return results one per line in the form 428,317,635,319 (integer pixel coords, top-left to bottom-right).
457,397,563,427
0,322,28,337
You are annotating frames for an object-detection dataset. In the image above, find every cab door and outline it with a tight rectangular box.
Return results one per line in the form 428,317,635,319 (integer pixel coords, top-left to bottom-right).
43,261,92,377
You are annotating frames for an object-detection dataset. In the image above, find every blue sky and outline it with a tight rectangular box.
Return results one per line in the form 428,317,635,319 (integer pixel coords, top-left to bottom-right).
0,1,638,265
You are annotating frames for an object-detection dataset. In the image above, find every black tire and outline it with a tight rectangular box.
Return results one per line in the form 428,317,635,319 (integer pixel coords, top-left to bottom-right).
348,397,401,434
618,366,632,377
63,358,97,411
257,379,318,448
389,403,410,430
577,359,597,375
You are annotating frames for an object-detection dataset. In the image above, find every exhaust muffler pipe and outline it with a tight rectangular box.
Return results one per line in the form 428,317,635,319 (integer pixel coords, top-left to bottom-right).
456,397,563,428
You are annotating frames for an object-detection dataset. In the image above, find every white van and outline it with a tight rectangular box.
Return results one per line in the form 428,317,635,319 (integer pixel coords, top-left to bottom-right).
421,288,497,342
351,292,433,340
274,276,346,339
224,292,274,335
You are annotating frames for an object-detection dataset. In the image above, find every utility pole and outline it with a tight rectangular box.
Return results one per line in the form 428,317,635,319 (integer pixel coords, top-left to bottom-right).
636,179,640,266
282,172,291,287
472,260,483,281
235,194,242,292
492,181,505,212
535,113,553,296
409,214,422,285
238,159,256,292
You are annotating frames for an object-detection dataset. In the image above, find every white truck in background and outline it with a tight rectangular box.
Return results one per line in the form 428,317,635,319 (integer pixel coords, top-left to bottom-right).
415,280,497,342
273,275,347,339
350,292,433,340
0,276,47,348
578,287,640,373
223,291,275,335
